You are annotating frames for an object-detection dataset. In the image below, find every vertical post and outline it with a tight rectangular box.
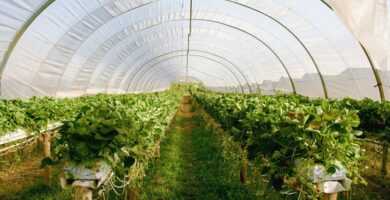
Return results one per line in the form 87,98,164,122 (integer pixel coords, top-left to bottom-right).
361,45,385,102
240,163,248,185
240,150,248,185
127,185,138,200
212,122,216,132
43,132,51,187
322,193,338,200
74,186,92,200
381,142,388,177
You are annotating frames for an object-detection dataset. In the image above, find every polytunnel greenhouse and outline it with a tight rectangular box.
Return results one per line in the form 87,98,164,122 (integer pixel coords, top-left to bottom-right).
0,0,389,199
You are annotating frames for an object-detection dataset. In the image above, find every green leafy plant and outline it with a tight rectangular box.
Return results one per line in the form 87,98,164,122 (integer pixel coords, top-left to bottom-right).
191,89,366,198
39,85,185,184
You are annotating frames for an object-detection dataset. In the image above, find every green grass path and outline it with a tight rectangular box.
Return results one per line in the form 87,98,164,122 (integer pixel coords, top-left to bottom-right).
139,112,257,200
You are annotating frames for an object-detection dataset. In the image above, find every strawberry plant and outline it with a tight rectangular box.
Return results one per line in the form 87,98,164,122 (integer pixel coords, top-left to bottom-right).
40,86,184,184
191,89,365,198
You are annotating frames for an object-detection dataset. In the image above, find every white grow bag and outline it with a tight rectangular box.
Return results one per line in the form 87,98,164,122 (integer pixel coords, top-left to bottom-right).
61,161,112,189
309,161,352,193
296,160,352,194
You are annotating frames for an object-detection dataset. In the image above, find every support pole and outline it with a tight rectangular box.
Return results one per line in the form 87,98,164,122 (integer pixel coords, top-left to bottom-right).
361,45,385,102
322,193,338,200
127,185,138,200
381,142,388,177
240,163,248,185
43,132,51,187
240,151,248,185
74,186,92,200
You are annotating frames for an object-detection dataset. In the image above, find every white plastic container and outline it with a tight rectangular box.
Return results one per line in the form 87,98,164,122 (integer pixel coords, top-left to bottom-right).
61,161,112,189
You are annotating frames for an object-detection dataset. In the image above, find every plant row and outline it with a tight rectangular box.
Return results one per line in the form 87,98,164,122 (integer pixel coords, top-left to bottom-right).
190,88,365,198
1,85,184,185
0,85,186,138
43,86,184,179
0,96,80,136
275,94,390,142
333,98,390,142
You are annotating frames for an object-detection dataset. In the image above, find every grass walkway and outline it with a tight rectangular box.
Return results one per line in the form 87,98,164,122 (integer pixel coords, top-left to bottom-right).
139,111,257,200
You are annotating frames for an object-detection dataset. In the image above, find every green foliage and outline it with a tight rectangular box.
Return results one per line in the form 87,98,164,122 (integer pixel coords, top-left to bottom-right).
53,100,138,171
0,83,187,137
338,98,390,142
191,89,365,198
41,87,184,177
0,96,85,135
140,124,258,199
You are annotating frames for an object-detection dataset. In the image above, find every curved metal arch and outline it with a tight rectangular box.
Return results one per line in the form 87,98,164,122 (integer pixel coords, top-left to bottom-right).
226,0,327,98
149,70,230,93
102,36,265,94
40,10,298,96
70,26,260,95
120,50,239,91
135,56,236,93
150,70,232,93
144,60,235,92
84,18,297,95
140,60,231,93
40,1,158,95
130,18,296,94
0,0,55,95
191,50,260,93
121,49,258,93
145,65,231,93
138,55,247,93
130,53,246,93
109,40,248,92
92,33,260,94
135,54,244,93
125,51,246,93
108,41,246,93
146,66,230,92
73,17,295,95
3,1,306,96
319,0,385,101
106,18,297,95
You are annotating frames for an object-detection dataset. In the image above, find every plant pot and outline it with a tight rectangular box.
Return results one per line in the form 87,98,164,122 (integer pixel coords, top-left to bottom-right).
295,160,351,194
309,161,346,182
60,161,112,189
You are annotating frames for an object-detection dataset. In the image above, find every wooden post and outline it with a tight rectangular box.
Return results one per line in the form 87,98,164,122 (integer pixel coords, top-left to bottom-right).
74,186,92,200
127,185,138,200
240,163,248,185
240,151,248,185
322,193,338,200
154,141,161,158
381,142,388,177
212,122,217,133
43,132,51,187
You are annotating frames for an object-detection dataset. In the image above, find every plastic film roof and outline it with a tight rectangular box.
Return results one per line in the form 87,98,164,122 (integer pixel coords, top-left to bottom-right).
0,0,389,100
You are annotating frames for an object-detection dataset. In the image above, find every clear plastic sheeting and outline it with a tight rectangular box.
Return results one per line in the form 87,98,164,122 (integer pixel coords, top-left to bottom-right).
0,0,389,100
327,0,390,71
0,0,46,64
